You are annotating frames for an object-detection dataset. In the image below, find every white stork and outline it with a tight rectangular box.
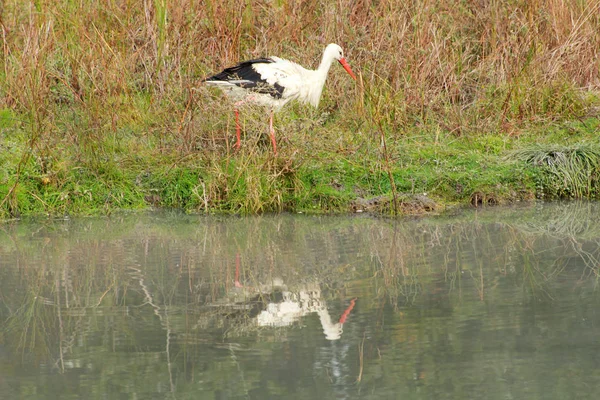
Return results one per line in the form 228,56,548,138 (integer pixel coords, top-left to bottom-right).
202,43,357,154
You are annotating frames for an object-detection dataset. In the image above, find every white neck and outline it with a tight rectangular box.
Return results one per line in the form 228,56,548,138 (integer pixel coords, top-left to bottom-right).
316,46,338,78
301,45,340,108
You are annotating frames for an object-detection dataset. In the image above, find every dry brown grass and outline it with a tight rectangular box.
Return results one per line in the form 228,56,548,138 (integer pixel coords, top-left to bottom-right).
2,1,598,143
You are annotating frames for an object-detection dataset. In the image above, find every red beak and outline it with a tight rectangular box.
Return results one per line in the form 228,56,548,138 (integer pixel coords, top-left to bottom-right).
339,57,357,80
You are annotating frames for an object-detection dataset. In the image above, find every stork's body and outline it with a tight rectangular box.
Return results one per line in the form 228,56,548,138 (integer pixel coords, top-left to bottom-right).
203,43,356,154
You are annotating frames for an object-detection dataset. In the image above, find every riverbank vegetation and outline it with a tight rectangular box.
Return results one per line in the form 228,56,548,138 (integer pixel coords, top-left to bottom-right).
1,0,600,218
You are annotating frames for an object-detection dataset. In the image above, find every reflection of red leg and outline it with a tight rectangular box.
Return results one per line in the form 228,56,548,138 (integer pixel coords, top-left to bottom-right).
234,254,243,288
338,297,357,324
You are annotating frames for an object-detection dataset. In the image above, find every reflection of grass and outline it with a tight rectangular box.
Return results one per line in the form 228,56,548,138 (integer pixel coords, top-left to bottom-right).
371,203,600,305
6,292,54,359
2,210,600,398
508,202,600,276
511,201,600,239
1,205,600,367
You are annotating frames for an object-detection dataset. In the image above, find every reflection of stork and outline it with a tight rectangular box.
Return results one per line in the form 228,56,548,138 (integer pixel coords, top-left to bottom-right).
255,283,357,340
231,255,357,340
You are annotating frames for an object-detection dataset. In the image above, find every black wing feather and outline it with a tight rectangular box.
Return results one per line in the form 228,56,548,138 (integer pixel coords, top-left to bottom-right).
203,58,284,99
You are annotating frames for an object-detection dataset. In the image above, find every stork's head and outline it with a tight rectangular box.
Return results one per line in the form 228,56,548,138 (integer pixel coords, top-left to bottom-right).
326,43,357,80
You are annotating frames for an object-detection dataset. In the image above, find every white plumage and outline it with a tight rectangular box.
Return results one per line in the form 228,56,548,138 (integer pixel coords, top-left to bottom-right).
203,43,356,154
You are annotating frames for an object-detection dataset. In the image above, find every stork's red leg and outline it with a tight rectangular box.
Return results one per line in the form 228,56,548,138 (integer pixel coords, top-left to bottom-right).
233,100,248,150
269,111,277,155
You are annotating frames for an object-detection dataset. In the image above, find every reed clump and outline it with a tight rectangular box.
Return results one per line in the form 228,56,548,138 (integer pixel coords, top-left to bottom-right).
509,144,600,199
1,1,599,217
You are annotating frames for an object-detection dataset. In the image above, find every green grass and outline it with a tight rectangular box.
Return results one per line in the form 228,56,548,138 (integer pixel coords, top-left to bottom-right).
4,115,598,218
509,142,600,199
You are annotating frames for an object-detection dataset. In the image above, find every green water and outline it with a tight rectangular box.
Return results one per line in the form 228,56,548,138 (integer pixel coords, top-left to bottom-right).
1,202,600,399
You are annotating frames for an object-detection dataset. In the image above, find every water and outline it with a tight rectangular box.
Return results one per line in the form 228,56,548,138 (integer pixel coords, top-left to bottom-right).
1,202,600,399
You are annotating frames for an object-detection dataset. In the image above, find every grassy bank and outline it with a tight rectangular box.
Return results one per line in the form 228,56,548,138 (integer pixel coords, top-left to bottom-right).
1,0,600,218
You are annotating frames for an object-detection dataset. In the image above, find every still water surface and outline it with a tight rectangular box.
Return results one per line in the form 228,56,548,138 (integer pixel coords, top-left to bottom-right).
1,202,600,399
